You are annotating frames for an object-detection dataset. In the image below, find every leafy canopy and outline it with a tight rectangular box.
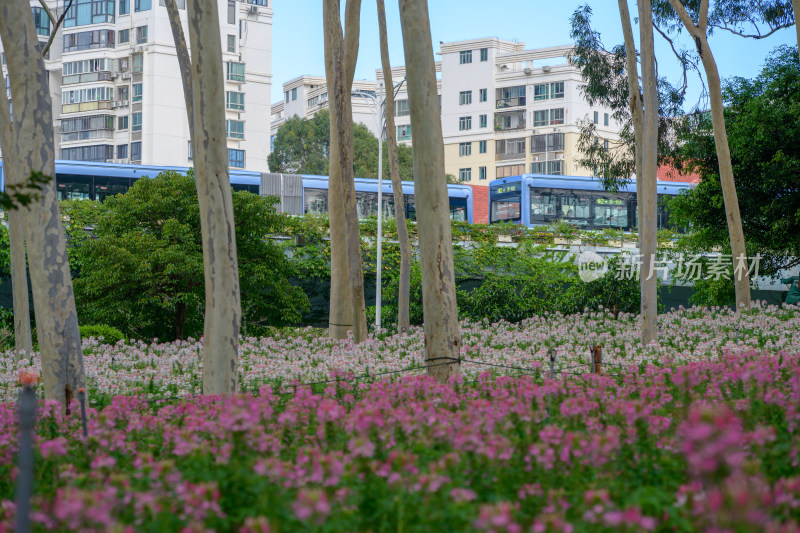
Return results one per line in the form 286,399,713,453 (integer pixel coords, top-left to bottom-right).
670,46,800,275
63,170,309,341
268,109,414,179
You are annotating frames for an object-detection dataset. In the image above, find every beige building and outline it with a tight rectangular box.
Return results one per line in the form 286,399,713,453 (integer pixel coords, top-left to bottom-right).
270,38,620,185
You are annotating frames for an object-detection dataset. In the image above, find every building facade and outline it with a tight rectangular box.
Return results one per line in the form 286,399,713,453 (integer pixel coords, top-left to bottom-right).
1,0,272,177
270,38,619,185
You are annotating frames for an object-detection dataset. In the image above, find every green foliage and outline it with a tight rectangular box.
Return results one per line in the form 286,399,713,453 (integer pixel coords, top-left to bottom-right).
79,324,126,345
670,46,800,275
268,109,415,179
0,171,51,211
63,170,309,341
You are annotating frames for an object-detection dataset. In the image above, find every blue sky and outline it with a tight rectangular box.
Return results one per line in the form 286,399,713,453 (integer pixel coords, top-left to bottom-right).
271,1,797,107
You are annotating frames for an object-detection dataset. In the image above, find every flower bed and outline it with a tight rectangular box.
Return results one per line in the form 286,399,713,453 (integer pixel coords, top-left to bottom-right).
1,347,799,531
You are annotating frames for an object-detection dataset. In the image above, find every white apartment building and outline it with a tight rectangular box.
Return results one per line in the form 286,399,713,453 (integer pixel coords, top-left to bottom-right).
270,38,619,184
1,0,272,174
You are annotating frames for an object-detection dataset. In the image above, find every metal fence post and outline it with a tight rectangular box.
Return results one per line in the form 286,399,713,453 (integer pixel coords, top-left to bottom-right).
548,348,555,380
78,388,88,438
593,345,602,375
16,386,36,533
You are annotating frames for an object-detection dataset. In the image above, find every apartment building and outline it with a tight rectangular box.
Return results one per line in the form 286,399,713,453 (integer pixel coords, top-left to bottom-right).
1,0,272,176
270,38,619,185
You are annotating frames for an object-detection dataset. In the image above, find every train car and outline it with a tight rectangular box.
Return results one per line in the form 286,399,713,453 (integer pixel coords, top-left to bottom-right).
0,161,473,223
488,173,692,231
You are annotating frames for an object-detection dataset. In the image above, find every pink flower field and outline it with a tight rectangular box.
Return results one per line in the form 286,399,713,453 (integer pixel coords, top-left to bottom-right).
0,305,799,531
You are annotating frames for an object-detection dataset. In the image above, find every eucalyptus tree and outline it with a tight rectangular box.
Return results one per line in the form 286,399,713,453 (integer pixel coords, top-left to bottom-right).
184,0,242,394
377,0,412,334
398,0,461,381
323,0,368,343
0,71,32,355
0,0,85,405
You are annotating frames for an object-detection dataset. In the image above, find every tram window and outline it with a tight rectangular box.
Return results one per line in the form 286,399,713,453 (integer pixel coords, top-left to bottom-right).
593,196,628,229
304,188,329,216
490,198,521,223
405,194,416,221
530,191,557,217
449,198,467,222
94,176,131,202
231,183,258,194
380,193,396,219
57,174,91,201
559,195,591,225
355,191,379,218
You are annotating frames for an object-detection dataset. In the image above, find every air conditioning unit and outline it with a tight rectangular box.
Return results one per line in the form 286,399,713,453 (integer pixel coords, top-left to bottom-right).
542,65,552,72
555,153,564,160
523,67,532,75
111,101,118,108
248,4,258,13
121,72,131,80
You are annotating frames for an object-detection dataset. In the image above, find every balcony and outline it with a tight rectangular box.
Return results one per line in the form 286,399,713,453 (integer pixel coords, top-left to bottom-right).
61,71,113,85
60,129,114,143
495,96,526,109
495,111,526,131
61,101,112,114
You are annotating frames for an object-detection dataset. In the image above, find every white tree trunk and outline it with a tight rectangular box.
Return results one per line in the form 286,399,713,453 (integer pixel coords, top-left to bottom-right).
793,0,800,62
0,71,33,356
638,0,659,345
324,0,368,343
398,0,461,381
0,0,85,405
668,0,751,309
377,0,412,335
187,0,242,394
165,0,193,136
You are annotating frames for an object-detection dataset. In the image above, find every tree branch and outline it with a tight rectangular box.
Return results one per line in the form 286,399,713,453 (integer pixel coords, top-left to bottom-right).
699,0,709,32
667,0,701,37
708,21,791,39
37,0,56,26
41,0,75,57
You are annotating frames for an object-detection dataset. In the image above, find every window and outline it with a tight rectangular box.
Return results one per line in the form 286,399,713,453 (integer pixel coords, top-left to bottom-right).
227,0,236,23
136,25,148,44
63,30,115,52
530,191,557,217
132,82,142,102
62,58,111,76
118,29,129,44
395,99,409,117
226,91,245,111
132,112,142,132
397,124,411,141
118,116,128,130
226,119,244,139
60,144,114,162
59,115,114,139
551,82,564,99
479,166,487,180
458,168,471,181
548,133,564,151
291,88,297,101
117,86,128,101
479,114,487,128
531,134,546,153
593,111,599,124
480,48,488,62
64,0,115,27
459,90,472,105
33,7,50,36
533,110,548,127
604,139,609,152
247,0,267,4
61,86,114,104
550,108,565,125
479,88,487,102
458,116,472,131
496,164,524,178
459,50,472,64
119,0,129,14
547,161,563,175
531,161,546,174
228,148,245,168
285,91,289,103
227,35,235,53
459,142,471,156
496,138,525,157
132,53,143,73
534,84,549,101
604,112,609,126
131,141,141,161
227,61,245,82
188,140,192,160
134,0,151,11
479,140,487,154
117,144,128,159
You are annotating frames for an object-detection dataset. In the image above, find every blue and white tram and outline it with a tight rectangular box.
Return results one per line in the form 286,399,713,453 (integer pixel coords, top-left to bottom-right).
488,174,692,231
0,161,473,223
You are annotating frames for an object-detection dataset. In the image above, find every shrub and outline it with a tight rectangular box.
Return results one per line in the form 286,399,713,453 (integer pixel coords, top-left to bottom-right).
79,324,126,345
